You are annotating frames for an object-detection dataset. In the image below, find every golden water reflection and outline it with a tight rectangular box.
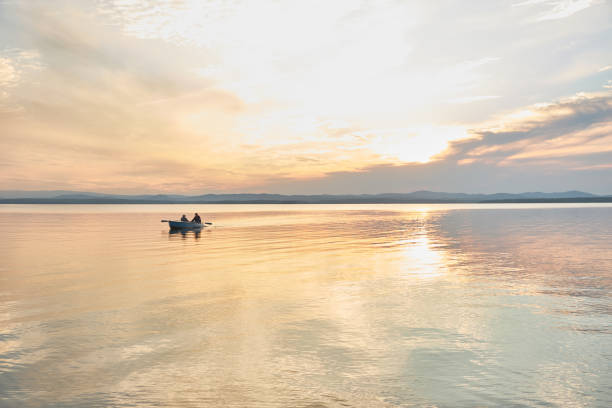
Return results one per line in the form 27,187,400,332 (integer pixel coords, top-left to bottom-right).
0,205,610,407
399,234,446,279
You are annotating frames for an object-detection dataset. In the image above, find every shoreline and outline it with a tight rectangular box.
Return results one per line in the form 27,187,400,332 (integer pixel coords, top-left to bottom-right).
1,197,611,204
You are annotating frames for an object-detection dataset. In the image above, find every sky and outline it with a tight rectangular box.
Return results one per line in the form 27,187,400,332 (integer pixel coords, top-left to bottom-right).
0,0,611,194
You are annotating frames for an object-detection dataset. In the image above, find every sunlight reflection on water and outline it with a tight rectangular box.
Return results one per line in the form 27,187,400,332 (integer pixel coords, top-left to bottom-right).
0,204,610,407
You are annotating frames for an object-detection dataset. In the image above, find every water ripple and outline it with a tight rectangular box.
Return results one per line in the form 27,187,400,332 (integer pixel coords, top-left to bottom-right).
0,204,610,407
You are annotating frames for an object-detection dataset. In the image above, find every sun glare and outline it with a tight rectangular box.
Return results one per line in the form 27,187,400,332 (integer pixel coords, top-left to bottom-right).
368,126,468,163
400,234,446,279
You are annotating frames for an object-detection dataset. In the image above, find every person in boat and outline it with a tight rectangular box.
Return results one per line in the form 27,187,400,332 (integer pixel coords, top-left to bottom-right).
191,213,202,224
180,214,189,222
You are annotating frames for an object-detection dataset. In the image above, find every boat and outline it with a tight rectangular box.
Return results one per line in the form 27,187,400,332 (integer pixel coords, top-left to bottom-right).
163,220,208,229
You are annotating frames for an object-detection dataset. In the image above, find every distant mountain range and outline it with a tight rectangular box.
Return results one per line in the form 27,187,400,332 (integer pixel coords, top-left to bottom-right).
0,190,610,203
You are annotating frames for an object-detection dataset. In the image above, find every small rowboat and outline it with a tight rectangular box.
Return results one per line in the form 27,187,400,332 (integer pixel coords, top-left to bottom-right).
168,220,206,229
161,220,212,229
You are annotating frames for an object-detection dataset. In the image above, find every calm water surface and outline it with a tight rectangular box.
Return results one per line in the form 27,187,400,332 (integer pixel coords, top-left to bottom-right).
0,204,611,407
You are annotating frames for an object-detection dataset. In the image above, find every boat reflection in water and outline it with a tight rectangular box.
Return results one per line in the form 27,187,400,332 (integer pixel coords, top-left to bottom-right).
168,228,201,240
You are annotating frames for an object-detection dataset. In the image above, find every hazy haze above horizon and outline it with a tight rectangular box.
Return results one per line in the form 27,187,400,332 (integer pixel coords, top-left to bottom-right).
1,0,611,194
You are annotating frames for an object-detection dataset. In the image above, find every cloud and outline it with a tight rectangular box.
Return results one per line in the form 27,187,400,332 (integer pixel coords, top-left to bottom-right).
247,91,612,194
0,2,256,193
447,95,501,104
445,91,612,167
0,57,18,87
0,1,610,194
514,0,598,22
0,48,41,111
0,56,18,111
573,163,612,170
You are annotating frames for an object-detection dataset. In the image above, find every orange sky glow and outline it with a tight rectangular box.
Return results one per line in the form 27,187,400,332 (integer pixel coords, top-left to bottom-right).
0,0,611,194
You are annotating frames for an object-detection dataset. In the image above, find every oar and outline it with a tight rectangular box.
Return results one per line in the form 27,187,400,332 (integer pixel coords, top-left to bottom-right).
161,220,213,225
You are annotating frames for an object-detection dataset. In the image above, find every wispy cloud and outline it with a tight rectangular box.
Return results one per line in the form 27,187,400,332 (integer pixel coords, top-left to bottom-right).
514,0,598,22
0,57,18,87
0,48,41,112
573,163,612,170
447,95,501,104
447,91,612,166
0,0,610,193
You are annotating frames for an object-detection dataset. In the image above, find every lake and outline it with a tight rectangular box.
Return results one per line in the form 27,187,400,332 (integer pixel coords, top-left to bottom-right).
0,204,611,407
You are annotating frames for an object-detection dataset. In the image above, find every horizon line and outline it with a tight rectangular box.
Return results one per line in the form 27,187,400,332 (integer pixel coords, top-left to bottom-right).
1,189,610,196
